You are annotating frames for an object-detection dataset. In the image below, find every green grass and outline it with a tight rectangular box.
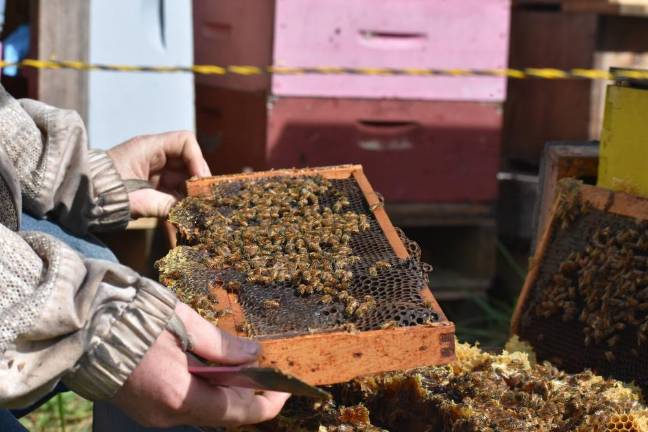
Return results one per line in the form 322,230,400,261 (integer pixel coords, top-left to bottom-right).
453,295,517,348
19,393,92,432
450,240,528,349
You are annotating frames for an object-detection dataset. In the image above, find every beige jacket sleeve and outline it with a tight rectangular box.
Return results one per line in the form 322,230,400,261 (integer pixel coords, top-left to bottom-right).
13,97,130,234
0,88,177,408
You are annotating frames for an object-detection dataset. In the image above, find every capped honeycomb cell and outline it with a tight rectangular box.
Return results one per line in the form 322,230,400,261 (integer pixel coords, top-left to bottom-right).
245,341,648,432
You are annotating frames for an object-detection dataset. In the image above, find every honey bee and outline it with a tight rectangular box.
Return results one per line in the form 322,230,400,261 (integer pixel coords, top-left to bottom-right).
297,284,314,296
226,280,241,292
332,199,347,212
165,174,402,328
374,260,392,270
235,322,254,335
380,320,398,329
340,323,357,333
320,294,334,305
359,215,371,231
368,266,378,277
354,297,376,318
218,308,233,317
337,291,350,302
345,299,359,316
263,299,280,309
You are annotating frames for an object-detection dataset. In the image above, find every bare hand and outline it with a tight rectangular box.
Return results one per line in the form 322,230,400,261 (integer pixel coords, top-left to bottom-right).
107,131,212,219
111,303,290,428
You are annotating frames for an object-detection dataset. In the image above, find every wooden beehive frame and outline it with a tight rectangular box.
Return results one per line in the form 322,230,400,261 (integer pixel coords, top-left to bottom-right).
532,142,598,252
185,164,455,385
512,183,648,335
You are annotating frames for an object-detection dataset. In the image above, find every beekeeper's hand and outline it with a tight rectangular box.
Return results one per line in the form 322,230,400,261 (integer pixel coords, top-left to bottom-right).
107,131,212,218
111,303,290,428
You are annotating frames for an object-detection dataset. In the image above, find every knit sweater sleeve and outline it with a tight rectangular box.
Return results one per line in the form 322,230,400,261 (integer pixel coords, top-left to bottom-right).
0,84,130,233
0,87,178,407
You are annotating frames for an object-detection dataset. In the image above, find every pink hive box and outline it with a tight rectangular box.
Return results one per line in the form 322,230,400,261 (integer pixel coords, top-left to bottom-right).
196,86,502,203
273,0,510,101
193,0,275,91
194,0,511,101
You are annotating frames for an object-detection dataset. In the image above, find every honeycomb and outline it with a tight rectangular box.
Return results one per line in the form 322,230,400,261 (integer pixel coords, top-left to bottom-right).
601,414,643,432
157,175,437,337
235,339,648,432
517,182,648,393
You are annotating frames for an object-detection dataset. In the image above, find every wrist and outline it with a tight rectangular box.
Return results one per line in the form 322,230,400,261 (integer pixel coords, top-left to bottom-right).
63,279,177,401
87,150,131,231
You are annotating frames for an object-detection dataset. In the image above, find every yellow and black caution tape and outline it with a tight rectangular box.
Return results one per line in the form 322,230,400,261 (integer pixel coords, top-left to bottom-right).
3,59,648,80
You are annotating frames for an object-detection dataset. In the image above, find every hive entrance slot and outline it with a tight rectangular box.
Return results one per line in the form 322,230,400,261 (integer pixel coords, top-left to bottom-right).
358,30,427,49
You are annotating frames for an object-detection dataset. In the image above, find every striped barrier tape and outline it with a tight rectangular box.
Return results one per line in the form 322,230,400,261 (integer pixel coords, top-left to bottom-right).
4,59,648,80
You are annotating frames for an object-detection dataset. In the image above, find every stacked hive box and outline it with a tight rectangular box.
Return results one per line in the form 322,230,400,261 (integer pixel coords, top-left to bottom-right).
505,0,648,165
193,0,511,297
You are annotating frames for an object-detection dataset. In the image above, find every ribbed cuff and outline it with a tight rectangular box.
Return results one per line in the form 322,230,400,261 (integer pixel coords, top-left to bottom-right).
87,150,130,232
63,280,177,401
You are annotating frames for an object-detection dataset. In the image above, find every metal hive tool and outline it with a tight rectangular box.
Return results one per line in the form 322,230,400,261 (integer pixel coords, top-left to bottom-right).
158,165,455,385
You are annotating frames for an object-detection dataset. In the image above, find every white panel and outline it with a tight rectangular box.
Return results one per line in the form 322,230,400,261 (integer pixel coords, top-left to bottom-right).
88,0,194,149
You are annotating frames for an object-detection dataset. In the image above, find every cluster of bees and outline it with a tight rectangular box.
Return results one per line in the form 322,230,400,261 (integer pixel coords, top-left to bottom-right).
240,340,648,432
156,245,222,325
164,175,395,321
534,215,648,360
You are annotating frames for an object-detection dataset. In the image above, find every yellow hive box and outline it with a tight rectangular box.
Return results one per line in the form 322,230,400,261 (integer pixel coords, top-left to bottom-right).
598,84,648,197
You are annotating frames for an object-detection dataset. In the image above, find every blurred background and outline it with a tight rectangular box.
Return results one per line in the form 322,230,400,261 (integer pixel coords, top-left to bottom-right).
3,1,648,428
4,0,648,346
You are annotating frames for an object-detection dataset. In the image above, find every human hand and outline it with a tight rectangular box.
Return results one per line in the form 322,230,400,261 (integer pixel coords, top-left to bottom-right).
111,303,290,428
107,131,212,219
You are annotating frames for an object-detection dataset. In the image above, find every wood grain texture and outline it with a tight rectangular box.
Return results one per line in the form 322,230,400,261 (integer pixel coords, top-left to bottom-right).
209,285,243,336
515,0,648,15
513,183,648,334
185,165,454,384
566,1,648,16
187,165,360,197
31,0,89,120
511,196,560,334
532,142,599,252
504,10,598,164
352,169,408,259
259,323,456,385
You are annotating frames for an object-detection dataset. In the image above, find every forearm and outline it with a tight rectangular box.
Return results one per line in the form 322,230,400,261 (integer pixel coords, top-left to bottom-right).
0,85,130,234
14,98,130,233
0,225,176,408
